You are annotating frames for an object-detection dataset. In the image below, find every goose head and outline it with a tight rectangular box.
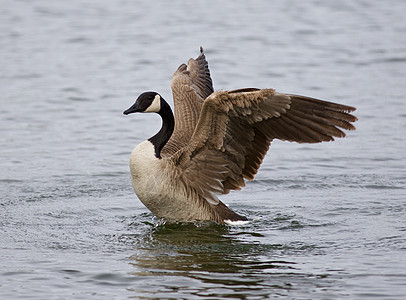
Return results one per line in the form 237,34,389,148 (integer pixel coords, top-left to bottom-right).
124,91,175,159
123,91,162,115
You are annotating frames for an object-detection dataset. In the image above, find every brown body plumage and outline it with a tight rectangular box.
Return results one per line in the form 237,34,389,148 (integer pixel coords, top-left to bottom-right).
124,47,357,224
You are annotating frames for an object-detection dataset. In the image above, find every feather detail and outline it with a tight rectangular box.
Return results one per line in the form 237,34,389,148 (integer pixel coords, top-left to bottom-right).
171,89,357,213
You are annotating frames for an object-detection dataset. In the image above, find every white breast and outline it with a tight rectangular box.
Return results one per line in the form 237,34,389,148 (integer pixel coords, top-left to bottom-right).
129,140,178,219
129,141,162,200
129,140,206,222
130,140,158,176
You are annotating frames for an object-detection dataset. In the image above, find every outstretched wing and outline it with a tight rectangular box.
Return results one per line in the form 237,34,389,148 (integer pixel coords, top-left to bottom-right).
170,88,357,204
162,47,214,156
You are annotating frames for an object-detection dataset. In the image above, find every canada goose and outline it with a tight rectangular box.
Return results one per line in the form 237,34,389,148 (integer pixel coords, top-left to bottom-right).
123,47,357,225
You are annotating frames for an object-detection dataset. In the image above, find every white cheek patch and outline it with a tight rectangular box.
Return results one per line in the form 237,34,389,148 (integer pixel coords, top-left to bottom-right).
144,94,161,113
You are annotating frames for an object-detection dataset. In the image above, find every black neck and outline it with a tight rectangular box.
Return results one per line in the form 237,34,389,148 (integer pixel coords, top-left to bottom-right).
148,99,174,159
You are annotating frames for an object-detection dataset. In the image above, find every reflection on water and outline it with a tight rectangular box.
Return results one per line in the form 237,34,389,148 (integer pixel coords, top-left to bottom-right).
125,222,325,298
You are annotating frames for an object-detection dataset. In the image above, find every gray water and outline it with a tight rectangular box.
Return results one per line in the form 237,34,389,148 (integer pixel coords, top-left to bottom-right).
1,0,406,299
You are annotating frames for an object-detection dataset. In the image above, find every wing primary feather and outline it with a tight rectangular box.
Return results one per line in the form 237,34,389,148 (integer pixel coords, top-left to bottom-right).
287,111,346,138
169,75,356,219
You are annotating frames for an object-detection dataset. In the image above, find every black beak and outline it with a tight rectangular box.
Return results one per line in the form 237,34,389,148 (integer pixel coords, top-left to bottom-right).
123,102,141,115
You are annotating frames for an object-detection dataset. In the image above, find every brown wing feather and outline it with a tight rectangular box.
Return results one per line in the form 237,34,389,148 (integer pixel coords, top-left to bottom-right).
162,48,214,156
171,89,357,206
188,47,214,100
